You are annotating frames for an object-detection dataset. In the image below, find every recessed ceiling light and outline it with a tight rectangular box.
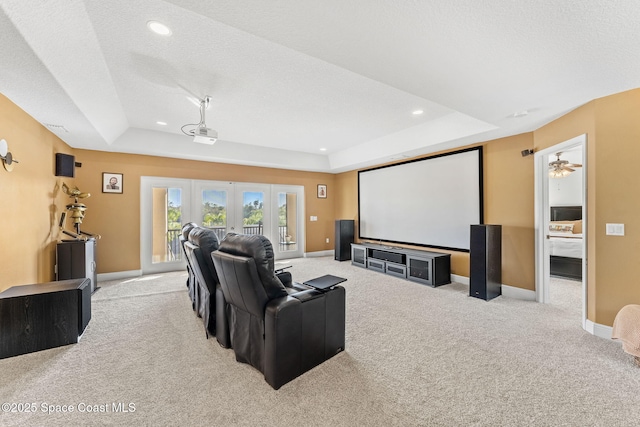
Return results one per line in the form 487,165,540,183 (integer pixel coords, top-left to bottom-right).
412,110,424,115
156,121,167,126
320,148,327,152
147,21,172,36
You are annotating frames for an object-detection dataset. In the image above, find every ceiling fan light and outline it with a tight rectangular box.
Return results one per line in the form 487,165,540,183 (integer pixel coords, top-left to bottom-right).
549,168,573,178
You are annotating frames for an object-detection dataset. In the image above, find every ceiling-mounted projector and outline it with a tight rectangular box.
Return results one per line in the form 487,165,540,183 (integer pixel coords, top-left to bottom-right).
193,126,218,145
182,95,218,145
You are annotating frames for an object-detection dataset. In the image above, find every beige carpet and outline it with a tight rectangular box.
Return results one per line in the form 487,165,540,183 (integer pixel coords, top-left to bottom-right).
1,257,639,426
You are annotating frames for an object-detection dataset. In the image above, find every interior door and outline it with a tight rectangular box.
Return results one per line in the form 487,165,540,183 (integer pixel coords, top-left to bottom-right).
141,177,191,274
534,134,587,329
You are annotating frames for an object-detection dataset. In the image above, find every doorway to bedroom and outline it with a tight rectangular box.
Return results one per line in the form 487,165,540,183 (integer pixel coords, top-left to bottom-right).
534,134,587,329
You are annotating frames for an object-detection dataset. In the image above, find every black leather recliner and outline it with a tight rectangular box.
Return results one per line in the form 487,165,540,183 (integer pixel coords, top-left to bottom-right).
179,222,198,306
183,226,230,347
211,233,346,389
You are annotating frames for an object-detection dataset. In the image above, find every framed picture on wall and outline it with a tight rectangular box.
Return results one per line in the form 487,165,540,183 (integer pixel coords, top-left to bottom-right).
317,184,327,199
103,172,123,194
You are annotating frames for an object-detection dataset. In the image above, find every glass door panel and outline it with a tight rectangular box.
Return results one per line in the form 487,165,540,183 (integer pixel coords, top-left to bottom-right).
201,189,228,242
151,187,183,263
241,191,264,235
193,181,234,242
272,185,304,259
277,192,298,252
141,177,191,274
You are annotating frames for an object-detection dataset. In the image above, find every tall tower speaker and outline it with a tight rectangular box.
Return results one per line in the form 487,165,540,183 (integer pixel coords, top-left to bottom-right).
335,220,354,261
470,224,502,301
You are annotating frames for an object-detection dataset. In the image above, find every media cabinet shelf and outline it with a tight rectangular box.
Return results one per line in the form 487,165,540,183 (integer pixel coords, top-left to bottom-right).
351,243,451,287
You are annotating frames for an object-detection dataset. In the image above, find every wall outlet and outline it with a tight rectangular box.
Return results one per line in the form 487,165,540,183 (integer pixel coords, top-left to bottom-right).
326,238,330,243
310,216,317,221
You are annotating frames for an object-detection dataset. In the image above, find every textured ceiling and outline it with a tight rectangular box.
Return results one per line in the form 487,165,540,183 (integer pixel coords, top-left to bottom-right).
1,0,639,172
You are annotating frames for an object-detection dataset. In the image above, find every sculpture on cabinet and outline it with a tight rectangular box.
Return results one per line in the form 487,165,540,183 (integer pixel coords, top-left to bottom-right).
59,183,101,241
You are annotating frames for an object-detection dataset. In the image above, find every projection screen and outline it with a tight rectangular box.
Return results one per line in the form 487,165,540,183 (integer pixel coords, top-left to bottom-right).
358,147,483,252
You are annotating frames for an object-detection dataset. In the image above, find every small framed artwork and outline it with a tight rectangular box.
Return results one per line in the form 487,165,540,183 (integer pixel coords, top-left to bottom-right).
103,172,123,194
317,184,327,199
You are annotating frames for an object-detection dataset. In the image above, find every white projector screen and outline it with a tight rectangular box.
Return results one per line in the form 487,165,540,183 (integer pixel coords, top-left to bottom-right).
358,147,483,252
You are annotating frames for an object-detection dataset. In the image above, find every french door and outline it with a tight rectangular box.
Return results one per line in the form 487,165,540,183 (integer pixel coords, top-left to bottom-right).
140,177,191,274
142,178,304,274
271,185,303,259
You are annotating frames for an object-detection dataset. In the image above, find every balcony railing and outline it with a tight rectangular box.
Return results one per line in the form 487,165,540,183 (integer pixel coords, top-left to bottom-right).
166,225,294,261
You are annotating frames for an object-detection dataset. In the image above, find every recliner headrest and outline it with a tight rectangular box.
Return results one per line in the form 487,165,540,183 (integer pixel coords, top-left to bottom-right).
181,222,198,240
188,227,220,254
218,233,286,299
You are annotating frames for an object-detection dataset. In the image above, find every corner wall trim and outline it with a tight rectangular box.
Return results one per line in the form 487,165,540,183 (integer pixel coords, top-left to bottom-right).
97,270,142,282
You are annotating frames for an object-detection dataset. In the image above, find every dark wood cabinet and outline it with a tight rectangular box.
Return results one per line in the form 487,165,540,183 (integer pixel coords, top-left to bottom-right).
0,278,91,359
56,239,97,293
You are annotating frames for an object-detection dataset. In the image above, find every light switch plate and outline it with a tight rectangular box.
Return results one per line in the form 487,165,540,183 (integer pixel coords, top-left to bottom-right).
606,223,624,236
310,216,317,221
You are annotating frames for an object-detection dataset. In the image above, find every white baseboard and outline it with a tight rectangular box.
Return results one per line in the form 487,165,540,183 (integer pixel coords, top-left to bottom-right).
304,250,334,258
451,275,536,301
97,270,142,282
451,275,612,339
585,319,613,340
451,274,469,285
502,284,537,301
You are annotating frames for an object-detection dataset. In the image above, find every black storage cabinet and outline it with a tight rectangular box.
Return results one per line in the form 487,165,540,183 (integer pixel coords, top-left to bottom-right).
56,239,97,293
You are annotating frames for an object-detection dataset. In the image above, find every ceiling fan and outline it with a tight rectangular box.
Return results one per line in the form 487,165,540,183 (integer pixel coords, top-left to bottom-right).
549,152,582,178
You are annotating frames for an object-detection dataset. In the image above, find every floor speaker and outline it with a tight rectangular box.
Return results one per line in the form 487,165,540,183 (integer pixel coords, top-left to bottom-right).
470,224,502,300
335,220,354,261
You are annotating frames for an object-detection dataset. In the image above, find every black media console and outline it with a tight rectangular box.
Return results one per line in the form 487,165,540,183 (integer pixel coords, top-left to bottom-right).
351,243,451,287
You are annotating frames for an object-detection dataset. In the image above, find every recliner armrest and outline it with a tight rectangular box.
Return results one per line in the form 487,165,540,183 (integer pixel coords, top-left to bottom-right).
288,288,324,302
276,271,292,287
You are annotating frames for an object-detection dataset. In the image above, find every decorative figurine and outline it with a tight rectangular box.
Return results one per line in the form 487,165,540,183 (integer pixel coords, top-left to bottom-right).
59,183,101,241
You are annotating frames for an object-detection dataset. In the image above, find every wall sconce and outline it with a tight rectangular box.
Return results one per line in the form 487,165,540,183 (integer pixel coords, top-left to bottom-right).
0,139,19,172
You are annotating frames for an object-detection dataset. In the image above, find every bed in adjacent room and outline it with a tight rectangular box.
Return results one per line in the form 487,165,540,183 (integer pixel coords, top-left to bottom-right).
549,206,583,280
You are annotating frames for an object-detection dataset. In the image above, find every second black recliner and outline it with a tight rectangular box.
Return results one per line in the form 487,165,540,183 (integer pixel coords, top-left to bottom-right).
183,226,230,347
211,233,346,389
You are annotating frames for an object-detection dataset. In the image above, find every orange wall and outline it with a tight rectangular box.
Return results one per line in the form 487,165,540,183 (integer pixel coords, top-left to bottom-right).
590,90,640,325
4,87,640,327
484,133,536,290
72,150,336,274
0,94,76,291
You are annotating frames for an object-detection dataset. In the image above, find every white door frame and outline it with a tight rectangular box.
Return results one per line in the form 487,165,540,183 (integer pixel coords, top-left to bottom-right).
534,134,587,330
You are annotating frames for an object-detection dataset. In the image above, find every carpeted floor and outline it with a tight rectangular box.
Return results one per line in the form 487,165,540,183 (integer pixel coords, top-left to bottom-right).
1,257,638,426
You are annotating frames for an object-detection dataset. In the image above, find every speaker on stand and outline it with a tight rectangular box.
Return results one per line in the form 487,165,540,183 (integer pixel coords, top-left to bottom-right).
335,220,354,261
470,224,502,301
